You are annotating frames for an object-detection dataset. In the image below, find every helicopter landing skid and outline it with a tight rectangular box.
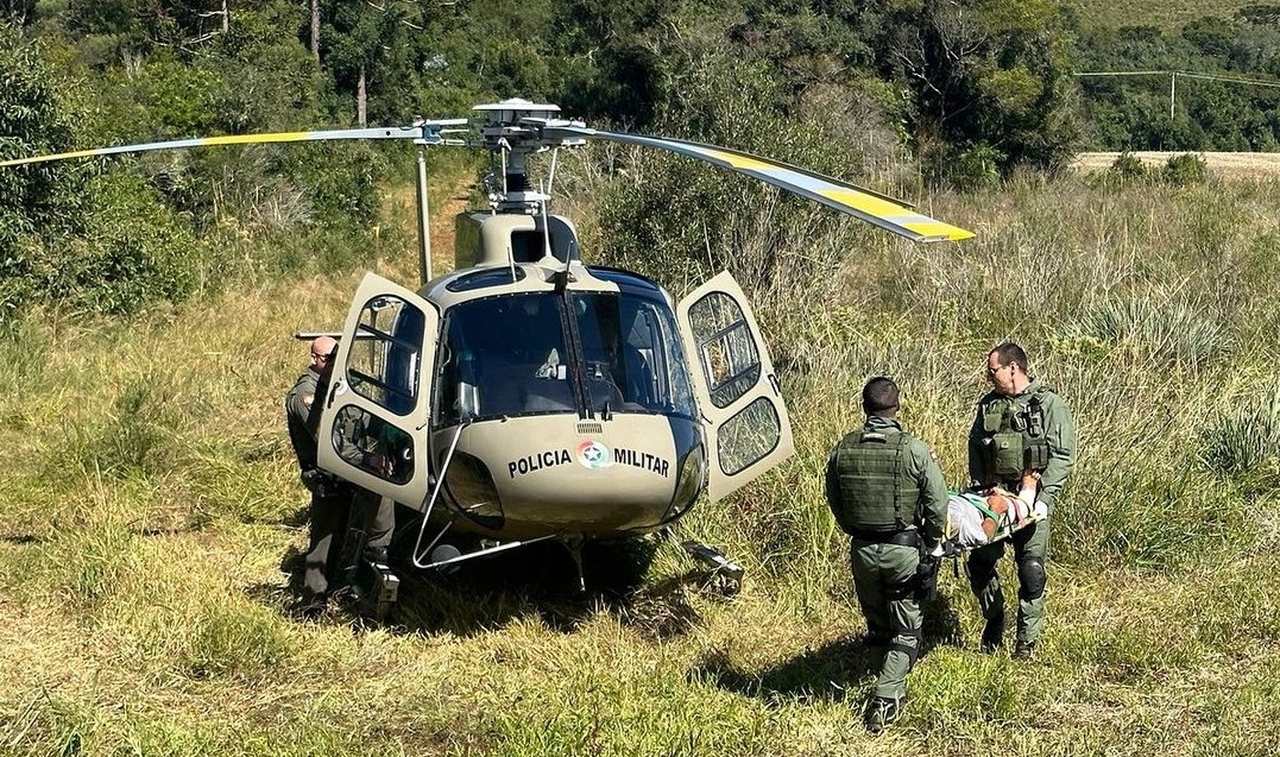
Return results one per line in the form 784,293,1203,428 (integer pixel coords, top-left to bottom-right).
682,541,745,595
417,533,559,571
561,535,586,594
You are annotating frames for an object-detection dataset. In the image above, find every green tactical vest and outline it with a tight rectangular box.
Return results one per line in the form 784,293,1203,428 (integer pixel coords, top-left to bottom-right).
978,393,1051,484
831,428,914,533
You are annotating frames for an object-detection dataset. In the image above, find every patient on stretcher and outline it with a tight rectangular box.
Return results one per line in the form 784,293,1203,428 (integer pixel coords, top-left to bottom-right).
946,471,1041,549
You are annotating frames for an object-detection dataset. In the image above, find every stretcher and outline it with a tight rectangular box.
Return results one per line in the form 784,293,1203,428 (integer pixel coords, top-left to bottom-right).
937,488,1046,556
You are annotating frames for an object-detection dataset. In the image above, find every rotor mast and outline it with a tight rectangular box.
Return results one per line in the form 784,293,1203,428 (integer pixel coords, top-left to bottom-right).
473,99,585,215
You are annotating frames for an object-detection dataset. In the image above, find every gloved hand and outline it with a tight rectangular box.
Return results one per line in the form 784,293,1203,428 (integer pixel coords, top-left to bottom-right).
915,552,941,601
941,539,962,559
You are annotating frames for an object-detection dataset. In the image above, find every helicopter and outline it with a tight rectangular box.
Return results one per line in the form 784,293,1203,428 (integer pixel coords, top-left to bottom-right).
2,98,974,610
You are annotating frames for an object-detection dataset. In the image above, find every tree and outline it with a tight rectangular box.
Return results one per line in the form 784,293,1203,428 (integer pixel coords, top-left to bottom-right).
322,0,422,126
876,0,1083,175
310,0,320,61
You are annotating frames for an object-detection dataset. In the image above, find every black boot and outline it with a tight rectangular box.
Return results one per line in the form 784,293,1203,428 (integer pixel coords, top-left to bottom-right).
980,611,1005,653
1013,639,1038,660
864,696,902,734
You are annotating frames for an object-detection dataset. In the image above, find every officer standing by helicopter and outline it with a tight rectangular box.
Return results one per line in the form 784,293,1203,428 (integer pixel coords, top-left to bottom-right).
826,376,948,734
285,336,348,598
967,342,1075,659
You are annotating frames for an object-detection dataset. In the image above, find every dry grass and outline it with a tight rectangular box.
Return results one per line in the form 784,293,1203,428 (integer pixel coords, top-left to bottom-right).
3,164,1280,754
1069,0,1251,29
1074,151,1280,178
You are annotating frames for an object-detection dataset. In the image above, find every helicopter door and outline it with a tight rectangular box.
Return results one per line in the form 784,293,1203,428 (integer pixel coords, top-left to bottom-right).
316,272,438,506
676,271,794,501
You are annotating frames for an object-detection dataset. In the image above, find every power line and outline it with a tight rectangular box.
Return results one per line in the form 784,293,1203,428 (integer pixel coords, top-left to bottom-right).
1074,69,1280,119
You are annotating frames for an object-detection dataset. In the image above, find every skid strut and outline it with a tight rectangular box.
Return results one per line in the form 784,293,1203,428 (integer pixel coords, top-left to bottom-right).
682,541,745,594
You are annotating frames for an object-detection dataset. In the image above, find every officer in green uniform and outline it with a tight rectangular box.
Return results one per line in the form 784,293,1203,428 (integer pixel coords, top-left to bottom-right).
826,377,948,733
286,337,398,605
285,336,350,597
967,342,1075,658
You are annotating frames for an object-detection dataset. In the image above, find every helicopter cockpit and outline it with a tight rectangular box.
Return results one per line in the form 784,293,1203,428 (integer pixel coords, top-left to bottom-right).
435,279,696,425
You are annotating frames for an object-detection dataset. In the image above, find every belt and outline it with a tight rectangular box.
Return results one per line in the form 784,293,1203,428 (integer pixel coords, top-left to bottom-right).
849,528,920,547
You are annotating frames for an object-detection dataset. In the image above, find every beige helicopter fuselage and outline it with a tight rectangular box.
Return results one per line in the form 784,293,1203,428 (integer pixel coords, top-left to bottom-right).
314,210,794,545
421,235,702,541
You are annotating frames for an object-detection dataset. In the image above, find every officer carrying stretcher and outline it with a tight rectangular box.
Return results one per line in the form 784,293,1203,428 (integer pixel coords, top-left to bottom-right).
967,342,1075,659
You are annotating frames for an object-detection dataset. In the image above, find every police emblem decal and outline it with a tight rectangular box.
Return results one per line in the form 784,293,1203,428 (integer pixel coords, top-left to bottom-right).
577,440,613,470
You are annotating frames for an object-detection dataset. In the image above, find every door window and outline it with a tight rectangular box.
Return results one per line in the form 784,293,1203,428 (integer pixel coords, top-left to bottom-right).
330,405,416,485
717,396,781,475
687,292,761,408
346,295,426,416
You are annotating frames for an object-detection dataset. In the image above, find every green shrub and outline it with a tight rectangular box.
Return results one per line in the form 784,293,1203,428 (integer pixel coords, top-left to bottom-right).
1163,152,1210,186
1107,151,1149,184
1200,387,1280,481
945,142,1005,190
1079,294,1226,368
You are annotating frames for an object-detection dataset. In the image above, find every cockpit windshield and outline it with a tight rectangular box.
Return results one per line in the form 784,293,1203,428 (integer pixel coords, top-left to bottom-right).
571,292,696,419
435,290,696,425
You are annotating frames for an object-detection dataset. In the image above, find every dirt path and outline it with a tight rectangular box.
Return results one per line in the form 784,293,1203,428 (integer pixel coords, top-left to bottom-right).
1073,151,1280,178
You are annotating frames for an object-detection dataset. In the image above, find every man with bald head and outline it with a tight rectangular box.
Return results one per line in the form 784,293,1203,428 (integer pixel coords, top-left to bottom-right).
285,335,346,597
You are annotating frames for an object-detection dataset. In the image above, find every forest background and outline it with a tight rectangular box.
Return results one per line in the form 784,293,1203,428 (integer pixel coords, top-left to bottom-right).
2,0,1280,754
3,0,1280,315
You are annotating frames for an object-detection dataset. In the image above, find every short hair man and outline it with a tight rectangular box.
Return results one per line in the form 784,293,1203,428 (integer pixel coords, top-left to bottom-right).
284,336,348,596
967,342,1075,658
286,337,398,606
825,376,948,733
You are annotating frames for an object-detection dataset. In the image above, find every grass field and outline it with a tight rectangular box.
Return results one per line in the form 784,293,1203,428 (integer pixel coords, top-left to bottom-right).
1069,0,1251,29
1075,152,1280,177
3,160,1280,754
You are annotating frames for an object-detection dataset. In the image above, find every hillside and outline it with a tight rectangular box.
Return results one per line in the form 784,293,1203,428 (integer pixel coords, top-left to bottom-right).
1071,0,1252,28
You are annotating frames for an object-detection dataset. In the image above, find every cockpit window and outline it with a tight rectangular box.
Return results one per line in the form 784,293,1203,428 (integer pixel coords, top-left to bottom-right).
436,293,573,425
435,290,697,425
445,268,525,292
572,292,696,419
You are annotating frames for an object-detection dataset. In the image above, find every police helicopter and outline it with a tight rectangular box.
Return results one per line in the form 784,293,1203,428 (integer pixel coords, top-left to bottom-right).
2,98,974,609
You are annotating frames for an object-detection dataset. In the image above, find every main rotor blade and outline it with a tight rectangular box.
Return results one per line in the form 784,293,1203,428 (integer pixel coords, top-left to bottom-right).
541,125,975,243
0,122,468,168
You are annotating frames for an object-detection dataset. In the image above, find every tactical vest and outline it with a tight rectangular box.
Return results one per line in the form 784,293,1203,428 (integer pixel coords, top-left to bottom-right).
977,393,1051,484
830,428,914,534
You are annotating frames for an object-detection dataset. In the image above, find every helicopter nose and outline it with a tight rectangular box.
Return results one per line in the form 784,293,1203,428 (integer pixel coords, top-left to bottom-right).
435,416,690,538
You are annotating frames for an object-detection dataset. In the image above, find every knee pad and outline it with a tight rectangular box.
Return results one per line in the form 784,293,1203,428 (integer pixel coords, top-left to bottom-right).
1018,558,1046,600
889,627,922,668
